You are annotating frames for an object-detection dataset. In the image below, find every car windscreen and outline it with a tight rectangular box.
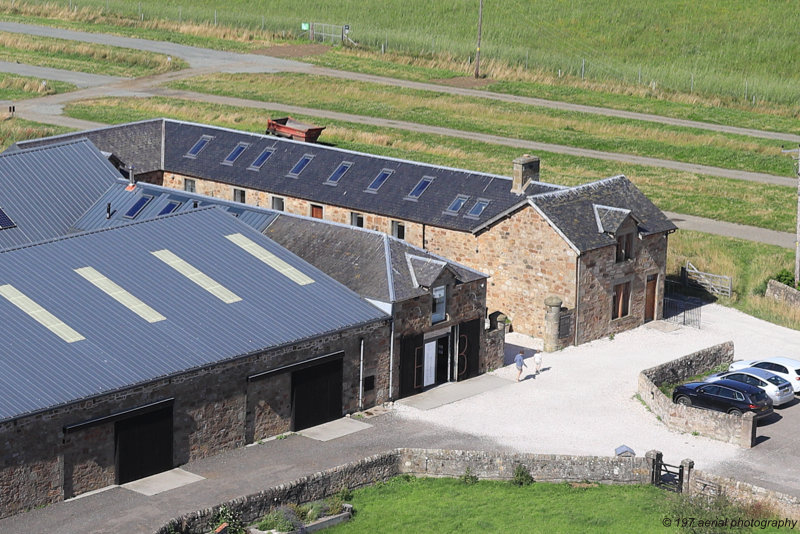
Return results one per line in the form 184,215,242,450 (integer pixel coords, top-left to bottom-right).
751,391,769,403
766,376,788,386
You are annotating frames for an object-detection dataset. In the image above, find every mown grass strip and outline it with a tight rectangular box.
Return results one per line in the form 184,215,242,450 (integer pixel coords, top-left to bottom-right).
166,72,793,176
0,72,75,100
0,30,186,77
0,117,72,150
62,96,797,234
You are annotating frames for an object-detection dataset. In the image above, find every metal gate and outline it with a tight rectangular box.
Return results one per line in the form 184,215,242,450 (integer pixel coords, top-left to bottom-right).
663,281,702,329
653,459,684,492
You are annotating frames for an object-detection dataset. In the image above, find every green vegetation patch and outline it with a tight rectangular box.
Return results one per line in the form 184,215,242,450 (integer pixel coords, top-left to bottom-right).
166,72,792,176
0,117,72,151
0,30,186,76
63,96,796,233
0,73,75,100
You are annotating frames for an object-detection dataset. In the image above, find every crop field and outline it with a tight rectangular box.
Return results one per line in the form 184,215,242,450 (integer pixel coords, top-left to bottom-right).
7,0,800,106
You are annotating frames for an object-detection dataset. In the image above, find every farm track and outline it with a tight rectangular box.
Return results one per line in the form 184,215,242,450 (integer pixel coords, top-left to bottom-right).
0,21,797,247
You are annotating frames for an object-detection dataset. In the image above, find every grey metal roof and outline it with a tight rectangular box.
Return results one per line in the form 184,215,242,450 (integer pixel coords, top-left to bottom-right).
264,213,485,303
529,175,678,252
0,208,388,423
71,180,278,234
0,139,120,250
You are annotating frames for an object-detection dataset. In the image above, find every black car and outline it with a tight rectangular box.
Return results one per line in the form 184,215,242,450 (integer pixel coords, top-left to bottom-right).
672,379,773,418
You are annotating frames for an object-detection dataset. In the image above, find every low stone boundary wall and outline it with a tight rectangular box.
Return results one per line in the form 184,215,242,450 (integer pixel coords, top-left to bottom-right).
690,469,800,520
637,341,756,448
156,448,655,534
766,279,800,308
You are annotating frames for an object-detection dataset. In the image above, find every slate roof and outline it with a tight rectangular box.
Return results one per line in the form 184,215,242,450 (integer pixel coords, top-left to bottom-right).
0,139,120,250
13,118,564,233
264,213,486,303
529,175,677,252
0,208,388,423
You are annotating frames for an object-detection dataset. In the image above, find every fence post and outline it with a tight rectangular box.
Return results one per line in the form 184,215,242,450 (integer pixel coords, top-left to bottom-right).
680,267,688,288
645,450,662,485
680,459,694,494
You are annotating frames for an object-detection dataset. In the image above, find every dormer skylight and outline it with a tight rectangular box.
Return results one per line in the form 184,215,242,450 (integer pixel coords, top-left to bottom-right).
158,200,182,216
124,195,153,219
288,154,314,177
185,135,213,158
405,176,434,201
248,147,275,170
366,169,393,192
325,162,352,185
445,195,470,215
0,207,15,230
465,199,489,218
222,142,249,165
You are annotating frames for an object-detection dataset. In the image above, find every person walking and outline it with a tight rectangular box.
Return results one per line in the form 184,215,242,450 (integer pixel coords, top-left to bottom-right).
534,351,543,375
515,349,527,382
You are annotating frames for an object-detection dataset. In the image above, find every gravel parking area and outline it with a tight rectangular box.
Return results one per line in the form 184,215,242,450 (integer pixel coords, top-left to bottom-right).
395,303,800,496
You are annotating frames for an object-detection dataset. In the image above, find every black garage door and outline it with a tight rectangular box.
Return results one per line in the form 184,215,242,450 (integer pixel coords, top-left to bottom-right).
292,358,343,431
115,406,173,484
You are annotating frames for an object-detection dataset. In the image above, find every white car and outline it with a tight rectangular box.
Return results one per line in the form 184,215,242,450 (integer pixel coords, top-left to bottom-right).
729,357,800,394
706,367,794,407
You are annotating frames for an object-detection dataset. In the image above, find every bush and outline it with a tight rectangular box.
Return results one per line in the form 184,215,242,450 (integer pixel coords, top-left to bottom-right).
211,505,245,534
667,493,765,534
459,467,479,485
774,268,796,288
511,464,534,486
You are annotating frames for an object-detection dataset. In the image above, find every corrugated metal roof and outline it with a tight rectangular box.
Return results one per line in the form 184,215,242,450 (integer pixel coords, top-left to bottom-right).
0,208,388,423
0,139,120,250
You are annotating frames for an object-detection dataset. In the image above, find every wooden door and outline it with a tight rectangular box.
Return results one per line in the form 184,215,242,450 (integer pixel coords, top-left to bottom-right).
115,406,173,484
645,274,657,322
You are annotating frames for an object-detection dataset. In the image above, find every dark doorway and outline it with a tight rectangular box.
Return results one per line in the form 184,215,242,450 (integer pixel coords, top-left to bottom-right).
292,358,343,431
115,406,173,484
435,336,449,385
399,333,424,398
645,274,658,322
457,319,480,380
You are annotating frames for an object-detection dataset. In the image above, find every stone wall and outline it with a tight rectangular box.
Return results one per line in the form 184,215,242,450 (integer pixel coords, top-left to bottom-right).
481,320,506,373
0,320,391,519
690,469,800,520
766,279,800,308
156,448,656,534
637,342,755,448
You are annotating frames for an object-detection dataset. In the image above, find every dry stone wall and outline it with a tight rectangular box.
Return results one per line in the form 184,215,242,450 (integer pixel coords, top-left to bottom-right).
766,279,800,308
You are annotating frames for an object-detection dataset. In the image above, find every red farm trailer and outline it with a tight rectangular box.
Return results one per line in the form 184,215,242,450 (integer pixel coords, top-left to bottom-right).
266,117,325,143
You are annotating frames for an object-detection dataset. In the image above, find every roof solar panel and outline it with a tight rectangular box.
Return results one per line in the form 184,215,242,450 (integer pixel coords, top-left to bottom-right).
0,207,15,230
124,195,154,219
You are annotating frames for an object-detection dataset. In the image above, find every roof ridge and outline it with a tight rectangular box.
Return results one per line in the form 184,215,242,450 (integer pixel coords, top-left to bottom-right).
529,175,627,202
0,137,95,159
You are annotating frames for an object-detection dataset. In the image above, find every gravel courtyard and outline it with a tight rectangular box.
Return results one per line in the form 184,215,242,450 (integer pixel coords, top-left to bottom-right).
394,303,800,497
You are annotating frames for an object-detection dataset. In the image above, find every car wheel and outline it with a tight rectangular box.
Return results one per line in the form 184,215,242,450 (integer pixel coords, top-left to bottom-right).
676,396,691,407
728,408,742,416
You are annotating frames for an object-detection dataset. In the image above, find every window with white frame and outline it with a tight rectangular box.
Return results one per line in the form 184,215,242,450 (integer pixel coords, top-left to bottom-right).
233,188,246,203
271,196,285,211
391,220,405,240
431,285,446,323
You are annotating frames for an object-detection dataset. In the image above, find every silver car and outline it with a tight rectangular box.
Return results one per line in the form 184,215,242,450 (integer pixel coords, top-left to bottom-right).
708,367,794,406
729,357,800,394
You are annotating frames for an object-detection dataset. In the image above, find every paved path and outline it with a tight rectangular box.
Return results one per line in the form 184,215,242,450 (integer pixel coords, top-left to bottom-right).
665,211,796,249
0,60,123,88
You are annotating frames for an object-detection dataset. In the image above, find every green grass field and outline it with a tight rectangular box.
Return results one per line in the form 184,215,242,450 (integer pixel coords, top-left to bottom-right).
8,0,800,106
0,117,71,149
0,72,74,99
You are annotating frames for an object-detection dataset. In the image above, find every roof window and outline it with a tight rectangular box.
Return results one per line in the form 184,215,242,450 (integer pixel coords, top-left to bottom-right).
465,199,489,218
0,207,16,230
288,154,314,177
124,195,154,219
185,135,213,158
445,195,470,215
249,147,275,170
366,169,393,192
405,176,434,200
325,162,353,185
222,142,249,165
158,200,182,216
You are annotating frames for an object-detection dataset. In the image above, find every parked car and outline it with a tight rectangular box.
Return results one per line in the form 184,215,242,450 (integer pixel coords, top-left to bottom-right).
705,367,794,407
672,379,773,418
729,357,800,393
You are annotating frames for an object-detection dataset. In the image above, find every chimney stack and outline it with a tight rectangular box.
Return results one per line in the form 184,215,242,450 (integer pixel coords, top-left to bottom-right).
511,154,540,194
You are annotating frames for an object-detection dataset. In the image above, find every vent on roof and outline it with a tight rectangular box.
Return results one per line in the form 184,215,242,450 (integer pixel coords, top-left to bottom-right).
248,147,275,170
288,154,314,177
185,135,213,158
222,142,250,165
366,169,393,193
465,199,489,218
405,176,434,201
124,195,154,219
158,200,182,216
444,195,470,215
0,207,16,230
325,162,353,185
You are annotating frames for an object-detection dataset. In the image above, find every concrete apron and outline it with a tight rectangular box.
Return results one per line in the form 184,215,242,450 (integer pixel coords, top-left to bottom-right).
396,374,514,411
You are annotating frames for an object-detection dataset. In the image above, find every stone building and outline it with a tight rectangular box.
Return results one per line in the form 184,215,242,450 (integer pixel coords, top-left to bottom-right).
13,119,677,344
0,208,391,518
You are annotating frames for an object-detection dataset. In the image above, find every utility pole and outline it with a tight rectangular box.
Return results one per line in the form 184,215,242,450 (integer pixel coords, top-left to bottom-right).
781,145,800,285
474,0,483,79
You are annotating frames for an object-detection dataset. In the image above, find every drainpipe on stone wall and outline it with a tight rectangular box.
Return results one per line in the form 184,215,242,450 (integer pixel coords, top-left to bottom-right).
389,305,396,401
574,256,581,346
358,337,365,411
422,224,427,250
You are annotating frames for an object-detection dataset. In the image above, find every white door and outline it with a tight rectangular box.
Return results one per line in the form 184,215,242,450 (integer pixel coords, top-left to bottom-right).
423,341,436,387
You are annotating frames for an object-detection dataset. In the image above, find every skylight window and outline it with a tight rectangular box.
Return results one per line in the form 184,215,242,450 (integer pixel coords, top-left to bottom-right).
325,162,352,185
288,154,314,177
222,142,249,165
124,195,154,219
405,176,434,200
158,200,182,216
366,169,393,192
185,135,213,158
0,207,16,230
249,148,275,170
466,199,490,218
445,195,470,215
